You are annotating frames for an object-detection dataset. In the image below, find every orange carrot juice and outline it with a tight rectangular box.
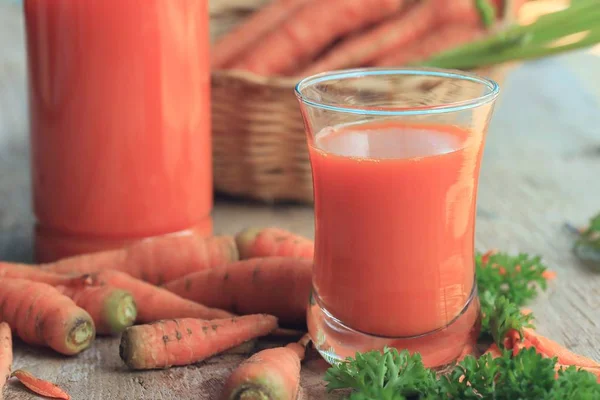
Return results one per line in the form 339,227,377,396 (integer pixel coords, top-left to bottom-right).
308,121,484,357
24,0,212,262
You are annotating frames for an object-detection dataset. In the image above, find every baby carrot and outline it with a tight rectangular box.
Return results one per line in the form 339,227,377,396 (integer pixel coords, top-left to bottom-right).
0,323,11,400
162,257,312,326
0,279,95,355
43,233,239,285
88,270,233,323
220,334,311,400
236,227,314,260
119,314,278,370
11,370,70,400
56,285,137,335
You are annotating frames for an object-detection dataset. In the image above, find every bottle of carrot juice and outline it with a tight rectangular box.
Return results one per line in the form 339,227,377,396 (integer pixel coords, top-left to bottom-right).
24,0,212,261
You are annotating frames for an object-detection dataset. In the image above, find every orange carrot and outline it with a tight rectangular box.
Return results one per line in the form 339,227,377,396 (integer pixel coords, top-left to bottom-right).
0,262,80,286
373,23,486,67
220,334,311,400
162,257,312,326
88,270,233,323
483,342,503,358
542,270,557,280
0,323,11,400
211,0,313,69
11,370,70,400
231,0,406,75
301,0,437,74
484,333,600,382
302,0,511,74
119,314,278,370
56,285,137,336
236,227,314,260
43,233,239,285
0,279,95,355
505,328,600,371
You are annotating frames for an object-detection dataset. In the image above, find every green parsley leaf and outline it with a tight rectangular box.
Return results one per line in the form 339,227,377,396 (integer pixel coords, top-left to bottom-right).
326,347,600,399
476,251,549,307
324,348,439,399
488,296,534,348
476,251,549,337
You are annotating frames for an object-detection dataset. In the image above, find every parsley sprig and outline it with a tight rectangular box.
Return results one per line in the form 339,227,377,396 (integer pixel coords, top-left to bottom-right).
327,347,600,399
325,252,600,398
325,350,438,400
475,251,548,342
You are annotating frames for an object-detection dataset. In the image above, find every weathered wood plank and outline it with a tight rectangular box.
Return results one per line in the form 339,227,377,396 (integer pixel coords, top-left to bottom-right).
0,1,599,399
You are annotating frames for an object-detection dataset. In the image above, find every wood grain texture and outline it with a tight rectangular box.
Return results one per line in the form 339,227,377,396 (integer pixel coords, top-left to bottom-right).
0,1,599,399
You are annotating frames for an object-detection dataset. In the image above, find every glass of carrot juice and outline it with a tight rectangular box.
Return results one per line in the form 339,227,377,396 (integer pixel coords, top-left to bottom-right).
295,68,500,368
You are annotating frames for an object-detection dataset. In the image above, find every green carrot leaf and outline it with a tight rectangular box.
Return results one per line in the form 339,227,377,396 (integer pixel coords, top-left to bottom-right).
420,0,600,69
475,0,497,28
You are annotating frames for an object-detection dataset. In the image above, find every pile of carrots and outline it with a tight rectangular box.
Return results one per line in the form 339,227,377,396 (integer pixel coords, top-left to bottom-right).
211,0,528,77
1,226,598,398
0,227,316,398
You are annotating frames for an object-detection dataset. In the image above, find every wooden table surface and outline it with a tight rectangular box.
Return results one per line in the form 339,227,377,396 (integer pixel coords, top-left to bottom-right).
1,2,600,399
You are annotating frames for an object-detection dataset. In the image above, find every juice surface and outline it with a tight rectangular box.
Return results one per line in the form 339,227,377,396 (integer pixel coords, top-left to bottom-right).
25,0,212,258
309,121,484,338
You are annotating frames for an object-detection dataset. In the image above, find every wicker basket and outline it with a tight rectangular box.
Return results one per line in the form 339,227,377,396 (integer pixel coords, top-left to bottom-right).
209,0,517,203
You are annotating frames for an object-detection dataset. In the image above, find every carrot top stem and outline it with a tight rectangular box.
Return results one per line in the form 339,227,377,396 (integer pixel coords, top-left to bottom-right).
420,0,600,69
68,319,95,350
475,0,497,27
104,290,137,334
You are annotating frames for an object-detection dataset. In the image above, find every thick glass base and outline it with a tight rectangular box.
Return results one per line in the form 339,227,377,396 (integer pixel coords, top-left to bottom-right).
34,217,213,262
307,285,481,368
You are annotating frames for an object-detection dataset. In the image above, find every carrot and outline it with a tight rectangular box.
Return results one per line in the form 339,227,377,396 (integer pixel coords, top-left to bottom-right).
0,323,11,400
211,0,313,69
484,330,600,382
230,0,406,76
220,334,311,400
267,327,307,339
162,257,312,326
505,328,600,371
236,227,314,260
302,0,509,74
0,262,80,286
87,270,233,323
43,233,239,285
56,285,137,336
11,370,70,400
301,0,437,75
483,342,503,358
0,279,95,355
119,314,278,370
373,23,486,67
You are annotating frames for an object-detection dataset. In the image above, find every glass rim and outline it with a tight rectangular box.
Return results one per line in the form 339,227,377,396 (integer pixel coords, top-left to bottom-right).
294,67,500,116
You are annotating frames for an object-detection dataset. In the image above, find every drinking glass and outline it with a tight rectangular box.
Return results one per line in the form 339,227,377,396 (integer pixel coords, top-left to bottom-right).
295,68,500,368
